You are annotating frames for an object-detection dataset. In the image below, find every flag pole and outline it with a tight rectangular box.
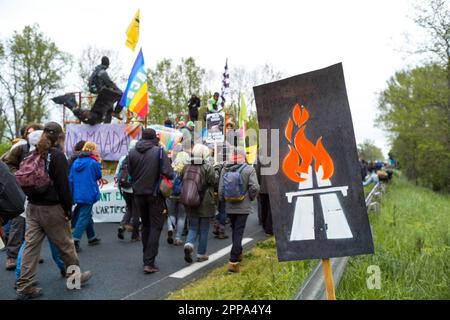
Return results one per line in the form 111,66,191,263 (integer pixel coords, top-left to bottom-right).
322,258,336,300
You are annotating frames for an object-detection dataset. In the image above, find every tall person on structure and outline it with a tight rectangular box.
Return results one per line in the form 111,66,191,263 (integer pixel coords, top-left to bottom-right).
52,56,124,125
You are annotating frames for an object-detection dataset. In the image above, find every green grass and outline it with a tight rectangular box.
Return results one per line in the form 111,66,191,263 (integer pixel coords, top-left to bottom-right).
338,172,450,299
167,174,449,300
167,237,318,300
0,143,10,157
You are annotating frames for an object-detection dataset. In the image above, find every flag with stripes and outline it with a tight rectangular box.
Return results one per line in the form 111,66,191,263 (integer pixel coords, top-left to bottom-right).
220,59,229,108
120,48,148,118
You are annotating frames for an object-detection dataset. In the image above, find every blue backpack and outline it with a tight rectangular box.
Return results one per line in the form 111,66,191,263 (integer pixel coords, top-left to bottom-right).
223,164,247,202
172,173,183,197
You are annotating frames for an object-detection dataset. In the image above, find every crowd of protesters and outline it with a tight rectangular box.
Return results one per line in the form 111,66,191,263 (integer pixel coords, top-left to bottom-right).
0,101,271,298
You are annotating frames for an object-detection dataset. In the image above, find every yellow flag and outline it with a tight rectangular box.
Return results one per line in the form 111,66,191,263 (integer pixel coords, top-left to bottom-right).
246,145,258,164
125,9,140,51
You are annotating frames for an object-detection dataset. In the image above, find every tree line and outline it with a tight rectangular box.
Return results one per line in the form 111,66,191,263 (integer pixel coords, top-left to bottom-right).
376,0,450,192
0,24,282,143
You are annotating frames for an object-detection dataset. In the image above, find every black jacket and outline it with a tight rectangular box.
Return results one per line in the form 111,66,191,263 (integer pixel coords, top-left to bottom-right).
188,96,201,115
27,146,73,215
0,160,26,224
128,139,173,196
95,65,121,92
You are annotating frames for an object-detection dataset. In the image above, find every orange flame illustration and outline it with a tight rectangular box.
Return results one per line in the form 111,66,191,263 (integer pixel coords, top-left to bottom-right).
282,104,334,182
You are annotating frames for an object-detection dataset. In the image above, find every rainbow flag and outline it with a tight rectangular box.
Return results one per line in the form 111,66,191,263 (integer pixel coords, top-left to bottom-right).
120,49,148,118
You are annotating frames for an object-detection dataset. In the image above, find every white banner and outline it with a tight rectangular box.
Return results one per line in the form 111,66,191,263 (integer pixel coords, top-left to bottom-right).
92,179,125,223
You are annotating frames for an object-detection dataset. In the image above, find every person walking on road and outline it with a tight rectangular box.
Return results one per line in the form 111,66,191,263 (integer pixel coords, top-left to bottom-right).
166,149,190,246
181,144,218,263
70,141,102,252
219,146,260,273
115,140,140,241
128,128,173,274
15,122,92,300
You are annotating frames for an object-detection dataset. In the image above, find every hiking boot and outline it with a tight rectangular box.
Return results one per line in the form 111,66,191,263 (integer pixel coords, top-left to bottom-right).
88,238,101,246
212,223,220,236
167,230,174,245
228,262,240,273
197,255,209,263
173,239,183,246
51,93,77,110
216,232,229,240
80,271,92,285
184,244,193,263
130,237,141,242
117,226,125,240
16,287,43,300
143,265,159,274
74,241,82,252
6,257,16,271
65,270,92,285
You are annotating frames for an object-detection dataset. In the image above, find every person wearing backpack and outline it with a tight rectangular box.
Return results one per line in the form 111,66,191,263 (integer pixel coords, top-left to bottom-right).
51,56,124,125
128,128,173,274
3,123,43,173
4,126,43,271
219,146,260,273
115,140,140,241
70,141,102,252
181,144,218,263
15,122,92,300
166,150,190,246
13,130,66,281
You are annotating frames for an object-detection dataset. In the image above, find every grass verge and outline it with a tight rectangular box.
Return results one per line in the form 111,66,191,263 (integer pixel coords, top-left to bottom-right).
167,237,318,300
338,172,450,299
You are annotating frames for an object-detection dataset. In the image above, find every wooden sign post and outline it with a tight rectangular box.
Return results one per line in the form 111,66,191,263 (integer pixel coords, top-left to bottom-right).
322,258,336,300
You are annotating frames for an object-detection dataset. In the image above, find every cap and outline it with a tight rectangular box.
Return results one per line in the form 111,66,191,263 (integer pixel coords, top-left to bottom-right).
43,122,63,135
186,121,195,128
142,128,157,140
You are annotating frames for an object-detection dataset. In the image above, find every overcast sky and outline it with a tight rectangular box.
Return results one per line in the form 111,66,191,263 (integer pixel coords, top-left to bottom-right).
0,0,427,156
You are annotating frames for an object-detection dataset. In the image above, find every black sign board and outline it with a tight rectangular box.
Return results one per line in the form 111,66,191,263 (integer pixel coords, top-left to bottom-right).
254,63,374,261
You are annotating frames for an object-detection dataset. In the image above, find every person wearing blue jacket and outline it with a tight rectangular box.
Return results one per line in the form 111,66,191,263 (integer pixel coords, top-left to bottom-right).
70,141,102,252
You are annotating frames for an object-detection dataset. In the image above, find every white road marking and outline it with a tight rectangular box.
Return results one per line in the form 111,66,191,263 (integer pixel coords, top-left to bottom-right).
169,238,253,279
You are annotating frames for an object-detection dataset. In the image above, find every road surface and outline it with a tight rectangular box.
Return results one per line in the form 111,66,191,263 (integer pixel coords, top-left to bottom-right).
0,205,265,300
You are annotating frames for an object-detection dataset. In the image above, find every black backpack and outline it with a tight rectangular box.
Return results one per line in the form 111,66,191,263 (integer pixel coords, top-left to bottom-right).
118,156,132,189
88,69,102,94
0,161,26,224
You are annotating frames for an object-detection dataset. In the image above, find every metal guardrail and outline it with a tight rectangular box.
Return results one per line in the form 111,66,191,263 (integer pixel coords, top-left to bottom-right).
294,182,383,300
